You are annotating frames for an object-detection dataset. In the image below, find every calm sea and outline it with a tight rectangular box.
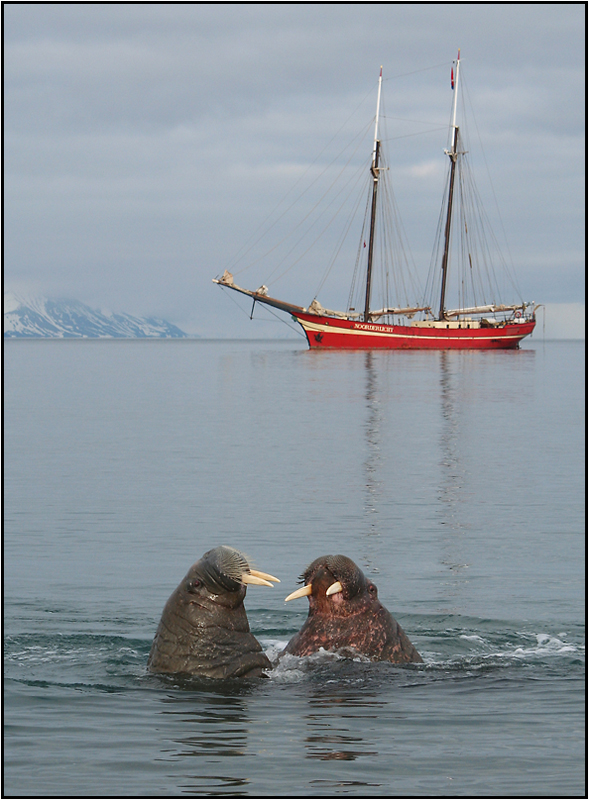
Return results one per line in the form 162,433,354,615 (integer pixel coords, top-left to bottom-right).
4,338,585,797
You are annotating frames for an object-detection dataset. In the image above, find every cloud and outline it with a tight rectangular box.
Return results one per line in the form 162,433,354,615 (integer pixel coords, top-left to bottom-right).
407,160,442,179
3,4,585,333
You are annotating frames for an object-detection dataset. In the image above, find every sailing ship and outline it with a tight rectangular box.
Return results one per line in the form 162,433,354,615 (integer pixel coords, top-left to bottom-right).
214,53,537,349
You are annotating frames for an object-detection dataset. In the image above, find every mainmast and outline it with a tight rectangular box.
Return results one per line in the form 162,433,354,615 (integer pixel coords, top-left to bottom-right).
438,49,460,321
363,66,383,322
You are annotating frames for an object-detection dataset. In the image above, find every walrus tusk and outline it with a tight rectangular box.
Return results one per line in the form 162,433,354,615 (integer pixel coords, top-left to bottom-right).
250,569,280,583
241,573,274,588
326,581,343,597
284,584,313,602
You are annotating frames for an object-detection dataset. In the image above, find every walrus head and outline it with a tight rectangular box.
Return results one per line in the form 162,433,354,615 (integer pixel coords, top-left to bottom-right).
282,554,422,664
285,555,376,615
147,546,279,679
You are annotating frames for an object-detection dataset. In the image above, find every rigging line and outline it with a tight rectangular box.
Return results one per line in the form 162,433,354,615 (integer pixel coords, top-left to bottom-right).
381,127,447,142
222,284,305,338
258,138,370,283
382,60,453,82
423,163,450,307
269,160,369,286
226,96,378,276
262,163,367,289
219,285,259,318
227,118,372,276
236,120,373,277
224,64,451,277
226,130,368,272
252,302,307,338
379,154,422,295
314,172,370,298
462,73,523,299
347,188,372,312
230,122,371,276
381,114,447,126
457,134,511,305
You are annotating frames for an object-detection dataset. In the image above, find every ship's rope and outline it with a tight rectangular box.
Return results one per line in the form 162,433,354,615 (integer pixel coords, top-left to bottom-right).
221,59,523,324
224,117,375,278
235,122,372,283
462,75,524,301
380,125,448,143
421,70,525,316
222,62,452,281
376,152,423,310
253,303,308,338
312,170,371,300
345,101,426,318
218,285,306,338
382,61,453,83
263,156,369,286
346,187,372,313
422,166,450,312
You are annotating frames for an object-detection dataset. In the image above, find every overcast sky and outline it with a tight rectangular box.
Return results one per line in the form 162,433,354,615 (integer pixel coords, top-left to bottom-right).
4,3,585,336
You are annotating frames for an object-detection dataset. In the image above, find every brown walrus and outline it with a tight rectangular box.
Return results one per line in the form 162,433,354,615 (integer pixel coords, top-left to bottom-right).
147,546,278,678
282,554,422,664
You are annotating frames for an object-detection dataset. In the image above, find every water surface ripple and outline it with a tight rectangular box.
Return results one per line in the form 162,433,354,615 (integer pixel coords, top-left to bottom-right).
4,339,585,796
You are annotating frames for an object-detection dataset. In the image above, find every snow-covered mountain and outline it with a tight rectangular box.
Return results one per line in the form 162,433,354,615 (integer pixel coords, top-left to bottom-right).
4,293,189,338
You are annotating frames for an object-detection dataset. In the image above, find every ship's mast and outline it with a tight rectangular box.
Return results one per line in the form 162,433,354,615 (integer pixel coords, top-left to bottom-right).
364,66,383,322
438,49,461,321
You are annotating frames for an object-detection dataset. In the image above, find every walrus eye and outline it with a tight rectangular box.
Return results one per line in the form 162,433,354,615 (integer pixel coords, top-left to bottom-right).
368,583,377,595
187,579,202,592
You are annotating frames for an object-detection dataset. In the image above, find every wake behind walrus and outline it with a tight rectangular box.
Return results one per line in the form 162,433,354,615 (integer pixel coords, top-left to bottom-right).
147,545,278,679
282,554,422,664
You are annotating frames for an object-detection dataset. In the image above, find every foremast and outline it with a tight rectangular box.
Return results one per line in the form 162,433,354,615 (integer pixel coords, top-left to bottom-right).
438,49,461,321
363,66,383,322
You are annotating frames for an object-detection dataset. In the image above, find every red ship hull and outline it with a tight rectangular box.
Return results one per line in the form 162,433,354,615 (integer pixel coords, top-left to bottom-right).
293,312,536,350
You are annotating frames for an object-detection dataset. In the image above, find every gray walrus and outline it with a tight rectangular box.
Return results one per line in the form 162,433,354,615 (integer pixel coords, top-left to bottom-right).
282,554,422,664
147,546,279,678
